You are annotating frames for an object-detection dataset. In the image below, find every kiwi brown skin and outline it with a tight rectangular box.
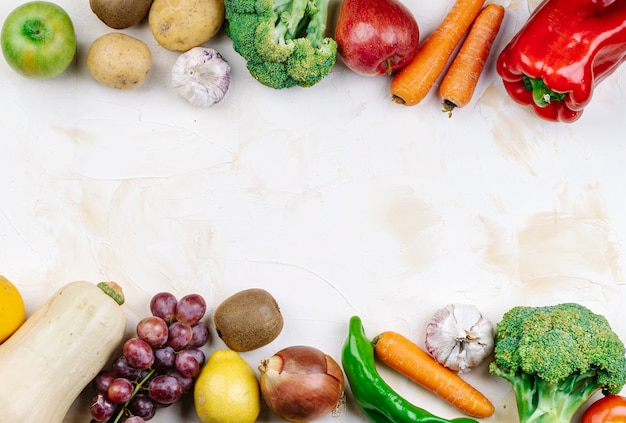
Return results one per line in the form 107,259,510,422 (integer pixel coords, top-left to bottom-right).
90,0,155,29
214,288,284,352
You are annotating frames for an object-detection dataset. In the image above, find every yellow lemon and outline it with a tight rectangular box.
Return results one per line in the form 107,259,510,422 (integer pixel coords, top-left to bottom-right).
194,349,260,423
0,275,25,343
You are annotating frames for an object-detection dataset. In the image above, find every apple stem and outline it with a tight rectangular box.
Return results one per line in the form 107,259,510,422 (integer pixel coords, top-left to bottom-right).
24,20,48,42
385,59,393,75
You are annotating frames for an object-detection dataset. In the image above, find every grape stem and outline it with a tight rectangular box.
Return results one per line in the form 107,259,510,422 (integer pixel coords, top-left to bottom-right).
112,368,156,423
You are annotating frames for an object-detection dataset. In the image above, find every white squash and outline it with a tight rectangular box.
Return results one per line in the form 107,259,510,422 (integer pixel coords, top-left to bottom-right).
0,281,127,423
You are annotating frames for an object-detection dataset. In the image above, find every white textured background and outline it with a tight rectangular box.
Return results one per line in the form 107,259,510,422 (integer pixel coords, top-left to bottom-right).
2,0,626,421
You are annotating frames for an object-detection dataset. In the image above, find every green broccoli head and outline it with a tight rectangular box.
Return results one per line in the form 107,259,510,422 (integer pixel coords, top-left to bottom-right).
489,303,626,423
224,0,336,89
223,12,262,61
255,20,295,63
225,0,274,15
286,37,337,87
246,60,298,89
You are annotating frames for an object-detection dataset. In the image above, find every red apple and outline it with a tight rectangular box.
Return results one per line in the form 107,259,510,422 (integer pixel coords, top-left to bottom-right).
335,0,420,76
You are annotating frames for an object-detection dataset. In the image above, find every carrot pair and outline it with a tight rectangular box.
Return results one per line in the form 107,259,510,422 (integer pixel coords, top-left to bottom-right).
440,4,505,115
373,330,495,418
390,0,505,113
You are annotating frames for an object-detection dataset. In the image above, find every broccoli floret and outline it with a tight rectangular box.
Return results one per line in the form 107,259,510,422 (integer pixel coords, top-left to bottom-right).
224,0,337,89
247,60,298,89
224,12,262,60
284,37,336,87
255,21,295,63
489,303,626,423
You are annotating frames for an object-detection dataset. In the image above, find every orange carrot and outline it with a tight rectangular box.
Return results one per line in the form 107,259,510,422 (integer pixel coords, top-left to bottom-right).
373,331,495,418
440,4,505,116
390,0,486,106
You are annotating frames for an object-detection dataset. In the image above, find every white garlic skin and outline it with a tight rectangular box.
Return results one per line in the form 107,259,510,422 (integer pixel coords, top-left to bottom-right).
171,47,231,107
424,303,495,373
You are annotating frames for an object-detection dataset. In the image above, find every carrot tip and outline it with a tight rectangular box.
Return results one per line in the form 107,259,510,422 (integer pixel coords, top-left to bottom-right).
391,95,407,105
442,100,457,117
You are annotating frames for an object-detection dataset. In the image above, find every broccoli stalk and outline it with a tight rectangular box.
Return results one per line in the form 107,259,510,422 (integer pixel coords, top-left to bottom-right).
224,0,337,89
273,0,308,42
303,0,330,48
489,303,626,423
491,367,605,422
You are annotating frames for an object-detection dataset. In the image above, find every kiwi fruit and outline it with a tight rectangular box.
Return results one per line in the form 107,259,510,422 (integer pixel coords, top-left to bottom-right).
90,0,154,29
214,288,283,352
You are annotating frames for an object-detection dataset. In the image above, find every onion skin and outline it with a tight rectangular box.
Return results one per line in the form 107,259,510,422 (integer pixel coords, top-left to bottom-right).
259,345,345,423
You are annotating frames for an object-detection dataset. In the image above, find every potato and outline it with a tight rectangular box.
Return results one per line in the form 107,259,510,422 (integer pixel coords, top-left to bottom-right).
89,0,154,29
86,33,152,90
148,0,225,52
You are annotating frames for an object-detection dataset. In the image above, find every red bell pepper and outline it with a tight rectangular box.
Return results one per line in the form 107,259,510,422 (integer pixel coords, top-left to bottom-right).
496,0,626,123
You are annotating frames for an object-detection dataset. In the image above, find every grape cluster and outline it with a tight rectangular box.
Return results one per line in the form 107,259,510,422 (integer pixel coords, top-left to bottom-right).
90,292,209,423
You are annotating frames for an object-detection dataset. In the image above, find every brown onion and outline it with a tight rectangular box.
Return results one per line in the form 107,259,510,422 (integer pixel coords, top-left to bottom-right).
258,345,345,423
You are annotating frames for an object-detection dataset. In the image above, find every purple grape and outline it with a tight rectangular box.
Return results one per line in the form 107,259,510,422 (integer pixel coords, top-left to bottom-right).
150,292,178,323
112,355,142,379
92,371,115,394
136,316,169,348
148,374,183,405
90,292,211,422
175,350,200,378
154,345,176,369
168,370,194,394
90,393,117,421
175,294,206,325
123,338,155,370
182,347,206,367
167,321,193,350
139,368,151,380
108,377,134,404
128,394,156,420
188,321,210,347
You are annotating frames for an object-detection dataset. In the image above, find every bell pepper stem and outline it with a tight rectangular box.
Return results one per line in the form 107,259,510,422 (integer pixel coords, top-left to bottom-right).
523,75,567,107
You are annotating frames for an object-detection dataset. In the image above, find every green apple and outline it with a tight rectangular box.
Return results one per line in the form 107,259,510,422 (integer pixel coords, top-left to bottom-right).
1,1,76,79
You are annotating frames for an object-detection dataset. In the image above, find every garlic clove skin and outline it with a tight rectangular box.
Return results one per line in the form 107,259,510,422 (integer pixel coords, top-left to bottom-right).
424,303,495,373
171,47,231,107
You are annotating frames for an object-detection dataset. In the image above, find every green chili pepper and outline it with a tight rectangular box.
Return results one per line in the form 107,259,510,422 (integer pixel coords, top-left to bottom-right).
341,315,480,423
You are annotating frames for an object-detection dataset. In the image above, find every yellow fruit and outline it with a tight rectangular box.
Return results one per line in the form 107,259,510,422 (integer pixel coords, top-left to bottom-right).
194,349,260,423
0,275,25,343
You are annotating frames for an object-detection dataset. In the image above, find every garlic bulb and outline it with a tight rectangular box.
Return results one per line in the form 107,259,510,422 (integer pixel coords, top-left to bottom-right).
424,303,495,372
171,47,231,107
